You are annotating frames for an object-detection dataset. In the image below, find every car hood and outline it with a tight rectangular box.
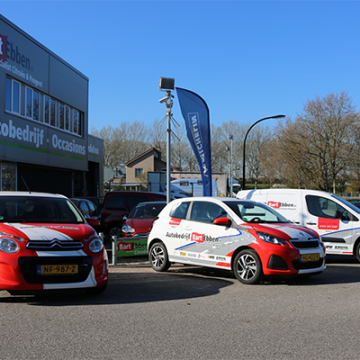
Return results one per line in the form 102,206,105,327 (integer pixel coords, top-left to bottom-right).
0,223,96,241
126,218,155,232
246,223,318,240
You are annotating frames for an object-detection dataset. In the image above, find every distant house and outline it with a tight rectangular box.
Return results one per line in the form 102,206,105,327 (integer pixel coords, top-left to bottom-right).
123,148,167,190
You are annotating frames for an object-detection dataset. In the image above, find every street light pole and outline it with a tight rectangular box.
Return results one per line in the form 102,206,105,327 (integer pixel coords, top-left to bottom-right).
242,115,286,191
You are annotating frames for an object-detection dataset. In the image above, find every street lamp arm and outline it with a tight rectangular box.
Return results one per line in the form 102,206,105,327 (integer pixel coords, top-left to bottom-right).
242,115,286,191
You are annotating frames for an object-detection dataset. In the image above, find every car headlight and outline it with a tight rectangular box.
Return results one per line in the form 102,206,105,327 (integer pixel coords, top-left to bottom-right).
121,223,135,234
89,238,103,253
256,232,289,246
0,238,19,253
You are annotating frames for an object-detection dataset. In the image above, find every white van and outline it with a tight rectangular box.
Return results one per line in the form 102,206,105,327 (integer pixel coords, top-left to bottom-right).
169,178,219,198
237,188,360,261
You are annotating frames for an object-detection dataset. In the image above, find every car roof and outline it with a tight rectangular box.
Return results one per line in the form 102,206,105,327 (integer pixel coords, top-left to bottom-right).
0,192,66,199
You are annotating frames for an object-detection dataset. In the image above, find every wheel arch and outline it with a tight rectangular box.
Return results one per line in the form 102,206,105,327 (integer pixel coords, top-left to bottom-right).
230,245,261,271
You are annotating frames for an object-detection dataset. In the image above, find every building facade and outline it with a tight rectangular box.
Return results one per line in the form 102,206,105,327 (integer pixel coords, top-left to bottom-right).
0,15,103,198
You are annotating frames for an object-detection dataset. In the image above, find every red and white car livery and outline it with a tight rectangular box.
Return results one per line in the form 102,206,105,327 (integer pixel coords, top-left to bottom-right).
0,192,108,294
147,197,326,284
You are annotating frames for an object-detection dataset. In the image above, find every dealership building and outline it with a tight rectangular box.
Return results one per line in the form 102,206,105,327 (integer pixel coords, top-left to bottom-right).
0,14,103,198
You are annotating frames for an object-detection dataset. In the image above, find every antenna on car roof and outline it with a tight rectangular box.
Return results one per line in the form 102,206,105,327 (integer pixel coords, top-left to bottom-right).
21,176,31,193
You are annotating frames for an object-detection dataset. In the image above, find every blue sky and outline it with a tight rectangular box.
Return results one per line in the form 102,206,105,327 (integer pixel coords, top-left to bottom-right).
1,1,359,131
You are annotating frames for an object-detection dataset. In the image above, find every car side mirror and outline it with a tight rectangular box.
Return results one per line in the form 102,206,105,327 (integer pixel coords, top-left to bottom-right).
213,217,230,227
87,218,100,227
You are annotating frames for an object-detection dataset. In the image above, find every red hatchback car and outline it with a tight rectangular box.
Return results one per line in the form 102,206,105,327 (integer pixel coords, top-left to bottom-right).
120,202,167,238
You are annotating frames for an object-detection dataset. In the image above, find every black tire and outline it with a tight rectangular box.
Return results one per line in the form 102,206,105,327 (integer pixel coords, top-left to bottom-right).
233,249,262,284
149,242,171,272
107,224,122,240
355,242,360,262
87,281,107,295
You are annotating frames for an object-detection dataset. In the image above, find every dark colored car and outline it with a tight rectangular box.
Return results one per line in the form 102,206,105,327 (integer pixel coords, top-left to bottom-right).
100,191,167,239
70,198,100,232
120,201,167,238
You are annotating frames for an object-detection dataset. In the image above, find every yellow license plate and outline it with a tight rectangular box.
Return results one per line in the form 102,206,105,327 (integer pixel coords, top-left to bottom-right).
39,264,79,275
301,253,320,262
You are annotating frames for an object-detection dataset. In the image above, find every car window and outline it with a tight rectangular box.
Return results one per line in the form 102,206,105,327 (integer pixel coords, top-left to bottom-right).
126,195,149,212
170,202,190,219
106,195,126,210
79,201,89,216
87,201,98,216
224,201,289,223
154,196,166,201
190,201,226,223
306,195,354,221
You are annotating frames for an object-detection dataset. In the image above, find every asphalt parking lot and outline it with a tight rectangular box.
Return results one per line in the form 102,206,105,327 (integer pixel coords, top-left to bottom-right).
1,254,360,360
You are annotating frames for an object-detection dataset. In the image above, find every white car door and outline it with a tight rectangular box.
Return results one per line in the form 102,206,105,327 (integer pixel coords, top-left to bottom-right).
176,200,241,268
303,194,355,255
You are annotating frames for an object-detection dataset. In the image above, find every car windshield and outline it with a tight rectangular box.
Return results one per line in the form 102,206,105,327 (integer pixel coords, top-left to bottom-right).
0,196,84,224
129,203,166,219
331,194,360,214
224,200,290,224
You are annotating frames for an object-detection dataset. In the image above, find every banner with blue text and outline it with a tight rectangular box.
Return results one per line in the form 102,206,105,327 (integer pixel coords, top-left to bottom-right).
176,87,212,196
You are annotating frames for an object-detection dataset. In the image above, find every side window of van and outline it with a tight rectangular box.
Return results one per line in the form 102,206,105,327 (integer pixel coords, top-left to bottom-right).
170,202,190,219
106,195,126,210
306,195,352,220
180,181,189,186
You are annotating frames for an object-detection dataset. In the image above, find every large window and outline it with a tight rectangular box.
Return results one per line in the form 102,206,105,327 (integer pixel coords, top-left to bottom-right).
1,164,16,191
5,77,83,136
5,78,20,114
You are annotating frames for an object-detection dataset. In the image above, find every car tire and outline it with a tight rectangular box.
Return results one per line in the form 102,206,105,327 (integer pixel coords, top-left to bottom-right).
107,224,122,241
149,242,171,272
355,241,360,262
233,249,262,284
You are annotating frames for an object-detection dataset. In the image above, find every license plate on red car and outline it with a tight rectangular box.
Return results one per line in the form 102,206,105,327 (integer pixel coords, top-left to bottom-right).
301,253,320,262
37,265,79,275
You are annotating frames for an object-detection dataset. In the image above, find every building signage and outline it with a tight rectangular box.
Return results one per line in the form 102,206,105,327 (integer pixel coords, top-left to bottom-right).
0,33,43,88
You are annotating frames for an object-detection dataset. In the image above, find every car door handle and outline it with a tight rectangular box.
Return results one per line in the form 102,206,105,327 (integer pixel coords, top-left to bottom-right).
185,227,192,231
306,222,316,225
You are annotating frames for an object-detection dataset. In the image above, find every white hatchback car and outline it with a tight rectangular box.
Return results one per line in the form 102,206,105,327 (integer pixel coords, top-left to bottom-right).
147,197,326,284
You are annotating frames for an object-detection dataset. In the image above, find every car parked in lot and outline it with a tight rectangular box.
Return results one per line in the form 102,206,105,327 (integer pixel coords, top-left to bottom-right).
100,191,166,239
121,201,167,238
0,192,108,295
70,198,100,232
148,197,326,284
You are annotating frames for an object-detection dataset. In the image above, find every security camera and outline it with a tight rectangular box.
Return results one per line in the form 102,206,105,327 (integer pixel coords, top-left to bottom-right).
159,96,169,104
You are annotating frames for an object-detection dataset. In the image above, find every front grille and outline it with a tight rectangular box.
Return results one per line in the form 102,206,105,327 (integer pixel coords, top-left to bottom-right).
292,258,324,270
18,256,93,284
290,240,319,249
26,239,84,251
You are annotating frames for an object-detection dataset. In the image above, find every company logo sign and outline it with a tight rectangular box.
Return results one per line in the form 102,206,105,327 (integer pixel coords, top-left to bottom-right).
267,201,296,210
267,201,280,208
0,34,8,63
118,242,133,251
0,33,30,70
191,232,205,243
0,34,43,88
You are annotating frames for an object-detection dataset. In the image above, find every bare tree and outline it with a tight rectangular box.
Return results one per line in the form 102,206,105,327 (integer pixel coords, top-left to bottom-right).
275,92,359,191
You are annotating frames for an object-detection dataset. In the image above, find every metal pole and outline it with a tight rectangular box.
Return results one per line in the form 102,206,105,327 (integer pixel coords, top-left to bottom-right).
242,115,286,191
165,91,172,204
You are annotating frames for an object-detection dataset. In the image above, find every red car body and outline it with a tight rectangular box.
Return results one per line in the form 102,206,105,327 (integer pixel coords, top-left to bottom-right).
0,192,108,294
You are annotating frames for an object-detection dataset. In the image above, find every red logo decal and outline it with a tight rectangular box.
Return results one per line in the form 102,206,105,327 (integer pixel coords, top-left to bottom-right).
0,35,8,63
267,201,280,208
191,232,205,243
170,218,181,225
318,218,339,230
118,242,134,251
